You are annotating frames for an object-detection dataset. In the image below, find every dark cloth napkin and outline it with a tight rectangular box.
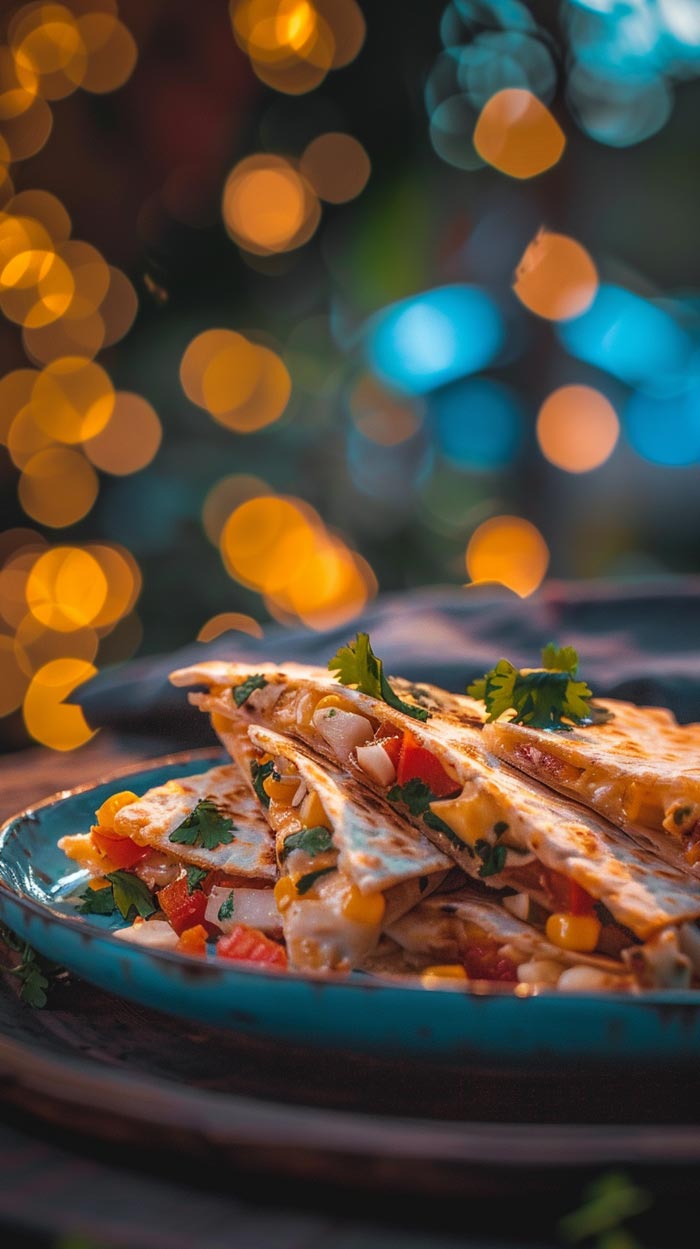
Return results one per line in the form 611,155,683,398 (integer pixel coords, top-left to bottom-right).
78,576,700,740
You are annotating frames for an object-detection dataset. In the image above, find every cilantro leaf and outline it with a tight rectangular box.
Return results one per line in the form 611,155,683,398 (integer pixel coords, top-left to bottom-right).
468,644,610,731
475,839,507,878
186,866,208,894
327,632,430,723
233,674,268,707
169,799,235,851
387,780,470,852
296,866,336,895
77,884,117,916
281,826,333,861
218,891,234,922
18,963,49,1008
250,760,274,808
106,871,157,922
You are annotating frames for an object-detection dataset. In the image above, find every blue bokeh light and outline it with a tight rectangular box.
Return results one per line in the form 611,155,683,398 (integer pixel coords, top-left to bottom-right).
624,381,700,466
430,377,524,468
366,286,504,395
557,284,692,389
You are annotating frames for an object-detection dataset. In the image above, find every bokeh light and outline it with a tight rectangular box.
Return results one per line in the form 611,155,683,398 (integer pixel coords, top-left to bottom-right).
623,383,700,466
23,657,97,750
348,374,423,446
557,284,692,389
430,377,524,469
26,547,108,631
300,132,370,203
32,355,114,442
180,329,292,432
222,154,320,255
76,13,138,94
367,285,504,395
514,229,599,321
202,474,272,545
536,385,619,472
83,392,162,475
473,88,566,178
466,515,549,596
19,446,99,527
230,0,364,93
0,633,29,717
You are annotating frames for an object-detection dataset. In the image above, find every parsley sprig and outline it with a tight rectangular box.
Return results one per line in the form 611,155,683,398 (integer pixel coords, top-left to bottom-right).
233,674,268,707
328,632,430,723
386,779,468,851
0,925,51,1008
77,871,157,922
281,826,333,861
169,799,235,851
468,643,610,731
250,759,275,808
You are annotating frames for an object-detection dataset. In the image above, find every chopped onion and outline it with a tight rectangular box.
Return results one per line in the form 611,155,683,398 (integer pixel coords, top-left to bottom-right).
355,741,396,787
516,958,564,986
112,919,179,950
312,707,373,761
502,892,530,921
246,684,283,713
557,966,618,992
205,886,281,934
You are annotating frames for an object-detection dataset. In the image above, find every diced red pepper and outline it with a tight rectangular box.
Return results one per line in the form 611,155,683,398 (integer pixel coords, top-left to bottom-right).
396,732,460,797
463,944,518,983
541,867,595,916
375,729,402,768
157,875,210,936
91,827,149,870
177,924,208,957
217,924,288,970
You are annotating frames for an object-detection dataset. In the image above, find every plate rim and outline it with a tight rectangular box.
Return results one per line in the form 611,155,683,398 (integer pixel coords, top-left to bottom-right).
2,749,700,1007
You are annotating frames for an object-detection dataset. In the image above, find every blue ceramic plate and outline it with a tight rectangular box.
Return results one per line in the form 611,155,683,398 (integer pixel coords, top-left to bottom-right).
2,748,700,1062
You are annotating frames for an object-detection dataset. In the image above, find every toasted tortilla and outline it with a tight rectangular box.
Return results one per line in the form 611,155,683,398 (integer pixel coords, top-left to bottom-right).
170,660,700,942
112,763,276,879
480,701,700,871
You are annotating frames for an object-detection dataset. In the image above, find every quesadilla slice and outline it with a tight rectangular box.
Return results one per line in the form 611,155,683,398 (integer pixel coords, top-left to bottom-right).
479,701,700,872
170,655,700,985
243,723,450,972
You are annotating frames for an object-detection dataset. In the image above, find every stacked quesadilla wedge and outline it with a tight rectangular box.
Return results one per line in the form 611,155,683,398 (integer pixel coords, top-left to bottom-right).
170,654,700,989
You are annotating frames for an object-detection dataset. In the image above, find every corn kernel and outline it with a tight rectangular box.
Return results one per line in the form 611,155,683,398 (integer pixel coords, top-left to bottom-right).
420,964,468,988
263,774,300,804
274,877,298,913
88,877,112,892
95,790,139,829
342,884,386,926
545,911,601,952
299,789,331,830
314,693,360,715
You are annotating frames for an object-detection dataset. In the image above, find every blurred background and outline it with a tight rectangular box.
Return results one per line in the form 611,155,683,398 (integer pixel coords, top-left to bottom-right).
2,0,700,751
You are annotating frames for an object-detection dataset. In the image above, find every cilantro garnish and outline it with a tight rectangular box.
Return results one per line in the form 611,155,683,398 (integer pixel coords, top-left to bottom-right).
281,826,333,861
327,632,430,723
218,891,235,922
296,866,336,895
0,926,50,1008
468,643,610,731
169,799,235,851
233,674,268,707
387,779,470,852
250,759,275,808
77,872,156,922
186,866,208,894
559,1171,651,1246
475,840,507,878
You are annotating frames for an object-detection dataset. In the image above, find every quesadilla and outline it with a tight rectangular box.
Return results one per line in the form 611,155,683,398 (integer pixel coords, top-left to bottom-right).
479,700,700,871
170,657,700,984
244,723,450,972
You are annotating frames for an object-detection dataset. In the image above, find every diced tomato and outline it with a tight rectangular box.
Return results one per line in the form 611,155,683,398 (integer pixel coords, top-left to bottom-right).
91,827,149,870
375,729,402,768
217,924,288,970
157,875,210,936
396,732,460,797
177,924,208,957
463,944,518,983
541,867,595,916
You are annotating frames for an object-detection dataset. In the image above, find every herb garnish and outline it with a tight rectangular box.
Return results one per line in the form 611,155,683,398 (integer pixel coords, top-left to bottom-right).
281,826,333,861
468,643,610,731
0,925,51,1008
328,632,430,723
78,872,157,922
387,779,469,852
218,891,235,922
296,866,337,895
475,840,507,878
186,866,208,894
559,1171,651,1248
250,759,275,808
233,674,268,707
169,799,235,851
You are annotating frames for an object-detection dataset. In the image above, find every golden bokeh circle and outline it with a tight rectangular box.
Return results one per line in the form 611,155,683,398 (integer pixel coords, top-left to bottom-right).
83,392,162,476
466,515,549,597
32,355,115,442
536,385,620,473
474,89,566,180
300,131,370,203
19,446,99,527
514,229,599,322
23,656,98,750
222,154,320,255
26,546,108,632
